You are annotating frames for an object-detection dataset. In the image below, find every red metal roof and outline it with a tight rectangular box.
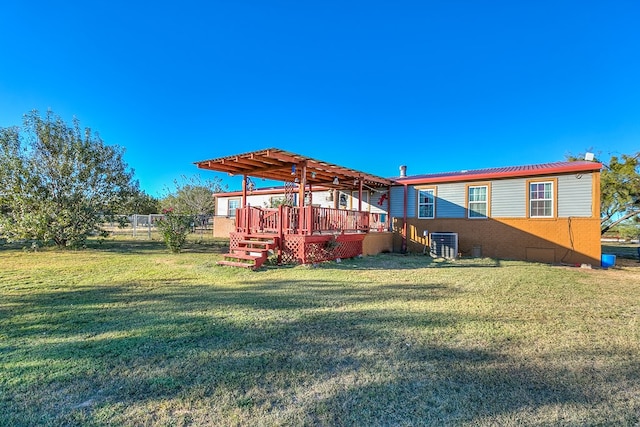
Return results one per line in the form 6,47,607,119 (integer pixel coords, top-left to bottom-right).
394,161,602,185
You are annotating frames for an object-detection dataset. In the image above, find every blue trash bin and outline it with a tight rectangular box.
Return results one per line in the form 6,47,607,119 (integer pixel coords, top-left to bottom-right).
601,254,616,269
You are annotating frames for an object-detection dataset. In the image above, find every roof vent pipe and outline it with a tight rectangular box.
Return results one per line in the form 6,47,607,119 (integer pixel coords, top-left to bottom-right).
399,165,407,177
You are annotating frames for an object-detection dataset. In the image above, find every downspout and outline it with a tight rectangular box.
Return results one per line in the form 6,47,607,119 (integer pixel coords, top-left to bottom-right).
402,183,408,253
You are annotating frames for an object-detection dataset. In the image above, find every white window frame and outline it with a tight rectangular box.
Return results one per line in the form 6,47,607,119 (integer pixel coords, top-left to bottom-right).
227,198,240,217
418,189,435,219
468,185,488,219
529,181,554,218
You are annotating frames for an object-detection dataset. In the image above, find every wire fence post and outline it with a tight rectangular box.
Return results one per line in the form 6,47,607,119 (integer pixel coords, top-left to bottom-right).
133,214,137,238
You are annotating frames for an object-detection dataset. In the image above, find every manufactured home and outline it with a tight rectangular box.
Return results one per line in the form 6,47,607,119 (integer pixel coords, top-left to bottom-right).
196,148,601,267
390,161,602,265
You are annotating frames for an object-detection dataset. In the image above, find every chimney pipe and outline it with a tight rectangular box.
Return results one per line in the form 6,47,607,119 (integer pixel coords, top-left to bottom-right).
399,165,407,177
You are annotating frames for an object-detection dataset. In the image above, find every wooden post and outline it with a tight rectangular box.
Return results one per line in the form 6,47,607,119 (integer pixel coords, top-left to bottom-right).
242,175,247,208
358,178,363,211
298,163,307,234
306,205,313,234
278,204,284,264
308,184,314,233
386,186,391,232
402,184,408,253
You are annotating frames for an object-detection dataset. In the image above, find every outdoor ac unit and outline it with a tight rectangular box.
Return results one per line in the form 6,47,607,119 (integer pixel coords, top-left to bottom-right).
430,232,458,259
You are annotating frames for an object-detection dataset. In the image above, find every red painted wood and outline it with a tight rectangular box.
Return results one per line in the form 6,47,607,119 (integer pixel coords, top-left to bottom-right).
235,206,382,236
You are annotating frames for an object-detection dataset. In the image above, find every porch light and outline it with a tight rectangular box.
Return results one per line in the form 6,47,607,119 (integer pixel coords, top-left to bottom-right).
333,176,339,185
311,171,316,179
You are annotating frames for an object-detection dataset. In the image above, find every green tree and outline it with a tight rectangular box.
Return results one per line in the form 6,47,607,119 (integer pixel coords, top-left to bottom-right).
600,153,640,234
609,219,640,241
161,175,226,217
119,190,160,215
0,110,138,248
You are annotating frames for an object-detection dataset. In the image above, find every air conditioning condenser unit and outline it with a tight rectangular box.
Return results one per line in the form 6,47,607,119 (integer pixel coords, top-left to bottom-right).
430,232,458,259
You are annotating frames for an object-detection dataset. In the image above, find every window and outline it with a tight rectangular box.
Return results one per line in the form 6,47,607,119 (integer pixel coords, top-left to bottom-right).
228,199,240,217
418,189,435,219
339,193,348,208
468,185,488,218
529,181,553,217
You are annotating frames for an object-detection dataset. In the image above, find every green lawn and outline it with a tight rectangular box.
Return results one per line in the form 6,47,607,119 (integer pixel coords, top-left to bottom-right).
1,239,639,426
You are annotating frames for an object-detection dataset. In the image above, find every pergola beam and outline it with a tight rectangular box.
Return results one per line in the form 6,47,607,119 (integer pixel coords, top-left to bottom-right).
195,147,394,190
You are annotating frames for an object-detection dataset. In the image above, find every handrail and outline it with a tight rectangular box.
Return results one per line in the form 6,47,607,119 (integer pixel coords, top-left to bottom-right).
236,206,386,234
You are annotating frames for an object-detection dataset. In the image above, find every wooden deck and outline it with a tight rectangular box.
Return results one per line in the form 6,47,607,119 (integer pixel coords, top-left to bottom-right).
219,206,387,266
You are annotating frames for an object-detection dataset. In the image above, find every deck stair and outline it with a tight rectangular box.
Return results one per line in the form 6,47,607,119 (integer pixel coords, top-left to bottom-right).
217,235,278,270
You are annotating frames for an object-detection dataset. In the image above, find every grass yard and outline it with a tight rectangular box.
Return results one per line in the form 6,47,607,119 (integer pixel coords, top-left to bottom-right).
1,239,639,426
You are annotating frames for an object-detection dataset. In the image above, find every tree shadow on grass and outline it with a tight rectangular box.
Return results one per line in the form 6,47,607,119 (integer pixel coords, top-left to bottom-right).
297,253,503,271
83,239,229,255
2,279,639,426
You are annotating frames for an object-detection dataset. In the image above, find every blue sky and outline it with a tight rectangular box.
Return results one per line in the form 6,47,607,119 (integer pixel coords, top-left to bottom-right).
1,1,638,196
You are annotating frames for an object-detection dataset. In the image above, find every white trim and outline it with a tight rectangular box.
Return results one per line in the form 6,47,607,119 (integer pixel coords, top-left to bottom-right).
418,189,435,219
529,181,554,218
468,185,488,219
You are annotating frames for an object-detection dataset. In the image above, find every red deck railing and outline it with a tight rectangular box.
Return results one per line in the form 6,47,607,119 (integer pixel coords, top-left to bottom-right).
236,206,387,235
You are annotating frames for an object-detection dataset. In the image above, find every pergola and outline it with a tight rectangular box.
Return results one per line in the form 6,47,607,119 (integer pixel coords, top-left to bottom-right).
194,147,394,210
195,148,396,267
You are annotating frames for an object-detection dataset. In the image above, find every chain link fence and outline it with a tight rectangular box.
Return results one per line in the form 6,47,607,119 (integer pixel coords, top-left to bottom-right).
101,214,214,239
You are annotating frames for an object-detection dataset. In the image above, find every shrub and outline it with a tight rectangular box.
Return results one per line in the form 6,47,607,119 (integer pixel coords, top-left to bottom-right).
156,208,192,253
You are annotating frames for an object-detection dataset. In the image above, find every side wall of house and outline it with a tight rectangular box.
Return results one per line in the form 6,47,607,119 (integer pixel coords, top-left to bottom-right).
392,216,601,265
213,216,236,238
390,171,601,265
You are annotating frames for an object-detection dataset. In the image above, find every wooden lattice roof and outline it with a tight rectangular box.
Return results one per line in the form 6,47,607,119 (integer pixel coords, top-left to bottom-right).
195,148,394,190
